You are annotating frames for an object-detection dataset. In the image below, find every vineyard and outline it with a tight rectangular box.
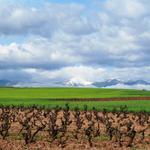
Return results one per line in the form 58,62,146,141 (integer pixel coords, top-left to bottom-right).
0,104,150,150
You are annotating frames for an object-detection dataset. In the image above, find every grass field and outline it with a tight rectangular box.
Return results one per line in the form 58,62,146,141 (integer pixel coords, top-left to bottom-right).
0,87,150,112
0,99,150,112
0,87,150,98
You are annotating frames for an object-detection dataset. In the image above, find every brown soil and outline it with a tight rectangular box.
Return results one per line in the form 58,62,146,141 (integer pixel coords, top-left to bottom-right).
0,109,150,150
1,139,149,150
48,97,150,101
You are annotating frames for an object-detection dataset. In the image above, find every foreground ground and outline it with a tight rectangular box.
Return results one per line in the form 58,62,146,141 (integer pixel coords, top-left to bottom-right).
0,106,150,150
1,138,150,150
0,87,150,149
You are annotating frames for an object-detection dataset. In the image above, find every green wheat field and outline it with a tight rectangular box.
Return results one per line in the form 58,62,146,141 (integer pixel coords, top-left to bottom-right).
0,87,150,112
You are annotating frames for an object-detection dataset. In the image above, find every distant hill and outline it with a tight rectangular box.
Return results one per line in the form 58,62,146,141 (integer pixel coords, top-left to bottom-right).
1,78,150,90
0,79,16,87
92,79,123,87
92,79,150,87
64,78,150,89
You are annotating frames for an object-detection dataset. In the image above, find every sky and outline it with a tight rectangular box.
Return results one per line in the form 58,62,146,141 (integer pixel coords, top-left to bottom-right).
0,0,150,87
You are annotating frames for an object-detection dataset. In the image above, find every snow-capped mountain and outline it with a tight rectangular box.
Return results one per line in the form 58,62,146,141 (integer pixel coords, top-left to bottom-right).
65,77,92,87
0,78,150,90
124,80,150,85
64,78,150,90
92,79,150,89
92,79,123,87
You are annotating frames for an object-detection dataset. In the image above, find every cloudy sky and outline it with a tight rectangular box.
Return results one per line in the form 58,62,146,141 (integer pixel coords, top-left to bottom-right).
0,0,150,87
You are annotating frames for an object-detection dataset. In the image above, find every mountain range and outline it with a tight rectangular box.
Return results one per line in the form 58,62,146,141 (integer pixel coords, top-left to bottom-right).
92,79,150,87
0,79,150,89
64,79,150,89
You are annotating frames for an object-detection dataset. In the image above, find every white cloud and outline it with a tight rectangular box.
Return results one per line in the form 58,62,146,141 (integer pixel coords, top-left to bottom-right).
104,0,148,18
0,0,150,87
0,3,92,36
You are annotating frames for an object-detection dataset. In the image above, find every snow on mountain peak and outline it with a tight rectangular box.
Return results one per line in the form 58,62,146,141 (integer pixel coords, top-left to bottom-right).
66,77,92,86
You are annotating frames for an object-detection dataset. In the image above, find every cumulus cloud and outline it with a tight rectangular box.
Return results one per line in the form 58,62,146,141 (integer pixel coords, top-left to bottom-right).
9,66,149,86
0,3,93,36
104,0,149,18
0,0,149,87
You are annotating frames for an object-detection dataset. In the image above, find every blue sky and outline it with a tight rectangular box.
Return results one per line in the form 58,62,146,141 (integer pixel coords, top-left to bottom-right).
0,0,92,6
0,0,150,89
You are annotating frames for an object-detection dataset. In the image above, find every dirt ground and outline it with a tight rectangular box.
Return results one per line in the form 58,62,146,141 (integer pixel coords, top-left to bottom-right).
48,97,150,101
0,109,150,150
1,134,150,150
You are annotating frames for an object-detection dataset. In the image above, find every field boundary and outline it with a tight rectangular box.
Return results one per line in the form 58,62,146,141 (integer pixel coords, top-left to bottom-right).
47,97,150,101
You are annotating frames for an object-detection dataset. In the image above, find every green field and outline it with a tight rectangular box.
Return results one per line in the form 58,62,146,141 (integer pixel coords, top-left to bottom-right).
0,87,150,98
0,99,150,112
0,87,150,112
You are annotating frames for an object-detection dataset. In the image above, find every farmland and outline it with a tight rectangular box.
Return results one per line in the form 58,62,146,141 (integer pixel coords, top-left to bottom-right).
0,87,150,149
0,87,150,99
1,105,150,150
0,88,150,112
